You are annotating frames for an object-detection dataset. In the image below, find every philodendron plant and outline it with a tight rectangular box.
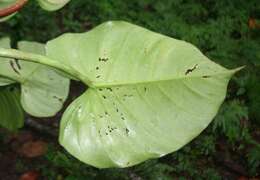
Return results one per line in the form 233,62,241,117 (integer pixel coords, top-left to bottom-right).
0,0,70,21
0,21,242,168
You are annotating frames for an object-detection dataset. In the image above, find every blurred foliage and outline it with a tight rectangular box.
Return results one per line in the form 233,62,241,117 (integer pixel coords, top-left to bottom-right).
0,0,259,179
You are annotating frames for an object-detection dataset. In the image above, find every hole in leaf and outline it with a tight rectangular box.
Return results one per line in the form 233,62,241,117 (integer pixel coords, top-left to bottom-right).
185,64,198,75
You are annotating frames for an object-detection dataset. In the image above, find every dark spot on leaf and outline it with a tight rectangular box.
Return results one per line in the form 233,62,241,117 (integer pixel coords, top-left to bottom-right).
96,66,99,70
202,75,211,78
185,64,198,75
144,87,147,92
105,132,108,135
96,75,101,78
116,108,119,112
15,59,21,70
53,96,63,102
99,88,103,91
121,117,125,120
10,60,20,74
98,57,109,62
124,94,133,98
102,95,106,99
125,128,129,135
105,111,108,115
107,88,112,92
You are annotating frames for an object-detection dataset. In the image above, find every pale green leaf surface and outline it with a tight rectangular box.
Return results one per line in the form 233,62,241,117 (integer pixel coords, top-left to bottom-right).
0,86,24,131
46,21,240,168
0,38,70,117
37,0,70,11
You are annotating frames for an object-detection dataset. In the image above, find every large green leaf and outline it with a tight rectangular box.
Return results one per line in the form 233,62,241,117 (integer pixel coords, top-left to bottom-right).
0,85,24,131
37,0,70,11
0,37,70,117
45,21,241,168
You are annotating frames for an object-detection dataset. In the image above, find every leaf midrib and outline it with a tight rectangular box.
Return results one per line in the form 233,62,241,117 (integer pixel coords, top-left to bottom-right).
91,69,237,88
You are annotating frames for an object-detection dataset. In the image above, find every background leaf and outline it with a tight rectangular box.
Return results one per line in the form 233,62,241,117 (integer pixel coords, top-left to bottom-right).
0,85,24,131
0,37,70,117
37,0,70,11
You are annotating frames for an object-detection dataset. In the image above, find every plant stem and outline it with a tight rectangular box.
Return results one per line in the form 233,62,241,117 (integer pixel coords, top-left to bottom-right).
0,0,28,17
0,47,93,86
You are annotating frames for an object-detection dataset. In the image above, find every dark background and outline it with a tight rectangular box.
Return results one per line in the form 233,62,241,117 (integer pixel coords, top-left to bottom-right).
0,0,259,179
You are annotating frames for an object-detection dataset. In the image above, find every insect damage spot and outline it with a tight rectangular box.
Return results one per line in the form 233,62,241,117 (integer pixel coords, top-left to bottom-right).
9,60,20,74
185,64,198,75
53,96,63,102
98,57,109,62
202,75,211,78
106,88,113,92
125,128,129,136
108,126,117,133
124,94,133,98
15,59,21,70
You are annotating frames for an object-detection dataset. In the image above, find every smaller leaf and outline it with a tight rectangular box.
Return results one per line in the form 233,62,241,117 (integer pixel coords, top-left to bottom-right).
0,37,70,117
37,0,70,11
